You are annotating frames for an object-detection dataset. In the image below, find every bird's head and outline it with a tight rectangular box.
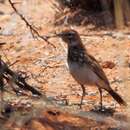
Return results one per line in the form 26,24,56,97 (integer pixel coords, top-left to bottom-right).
57,29,82,47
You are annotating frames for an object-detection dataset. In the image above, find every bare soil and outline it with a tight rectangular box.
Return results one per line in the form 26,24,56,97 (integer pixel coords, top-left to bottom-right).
0,0,130,130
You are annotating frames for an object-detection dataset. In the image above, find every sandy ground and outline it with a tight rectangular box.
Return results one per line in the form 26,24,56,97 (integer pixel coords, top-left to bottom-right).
0,0,130,130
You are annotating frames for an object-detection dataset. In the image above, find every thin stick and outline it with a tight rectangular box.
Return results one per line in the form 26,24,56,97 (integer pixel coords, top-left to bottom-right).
8,0,56,48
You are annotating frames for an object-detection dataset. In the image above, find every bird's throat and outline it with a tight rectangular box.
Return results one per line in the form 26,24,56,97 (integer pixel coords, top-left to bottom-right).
67,45,86,64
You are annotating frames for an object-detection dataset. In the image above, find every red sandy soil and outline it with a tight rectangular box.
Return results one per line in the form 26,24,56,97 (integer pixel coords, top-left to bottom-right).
0,0,130,130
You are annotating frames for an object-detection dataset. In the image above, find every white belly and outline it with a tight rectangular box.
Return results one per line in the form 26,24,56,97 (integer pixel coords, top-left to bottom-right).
68,62,98,85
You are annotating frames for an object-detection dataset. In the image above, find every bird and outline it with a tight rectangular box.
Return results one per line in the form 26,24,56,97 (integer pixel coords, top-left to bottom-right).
56,29,127,109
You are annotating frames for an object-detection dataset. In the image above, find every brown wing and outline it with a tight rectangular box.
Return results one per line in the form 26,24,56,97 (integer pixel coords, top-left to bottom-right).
85,53,110,86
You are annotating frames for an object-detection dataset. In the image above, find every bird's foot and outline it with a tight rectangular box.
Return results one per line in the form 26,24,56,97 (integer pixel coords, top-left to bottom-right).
92,105,115,116
94,105,106,112
78,102,84,109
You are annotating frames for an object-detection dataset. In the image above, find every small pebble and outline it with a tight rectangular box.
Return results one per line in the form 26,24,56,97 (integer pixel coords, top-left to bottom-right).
112,32,125,40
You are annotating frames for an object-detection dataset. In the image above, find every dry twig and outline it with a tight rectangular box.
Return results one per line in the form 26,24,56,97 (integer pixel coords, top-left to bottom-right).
8,0,56,48
0,42,6,46
0,58,42,96
30,63,61,84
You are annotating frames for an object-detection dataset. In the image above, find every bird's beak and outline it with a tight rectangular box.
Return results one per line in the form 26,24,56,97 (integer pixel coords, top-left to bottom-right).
52,33,63,37
45,33,64,39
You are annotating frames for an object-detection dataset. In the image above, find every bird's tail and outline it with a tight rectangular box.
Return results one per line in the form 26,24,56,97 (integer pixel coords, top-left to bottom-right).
109,89,127,106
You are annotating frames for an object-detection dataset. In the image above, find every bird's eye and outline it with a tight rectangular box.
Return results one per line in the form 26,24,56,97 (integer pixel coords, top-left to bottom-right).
67,33,74,37
68,33,72,36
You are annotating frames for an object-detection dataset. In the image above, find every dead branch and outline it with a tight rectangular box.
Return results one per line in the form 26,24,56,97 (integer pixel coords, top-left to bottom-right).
8,0,56,48
0,58,42,96
0,42,6,46
30,64,61,84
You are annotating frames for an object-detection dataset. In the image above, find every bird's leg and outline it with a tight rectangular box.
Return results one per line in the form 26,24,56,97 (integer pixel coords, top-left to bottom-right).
98,88,103,110
79,85,85,109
